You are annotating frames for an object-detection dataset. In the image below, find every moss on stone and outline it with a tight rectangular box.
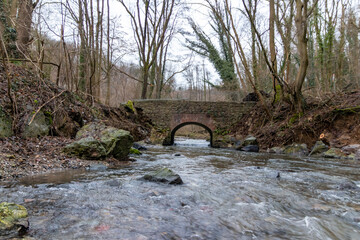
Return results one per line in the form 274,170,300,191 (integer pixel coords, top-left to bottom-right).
130,148,142,155
0,202,28,230
125,100,136,114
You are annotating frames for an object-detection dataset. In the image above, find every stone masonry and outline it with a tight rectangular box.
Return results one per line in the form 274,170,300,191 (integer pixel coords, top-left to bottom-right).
132,100,255,147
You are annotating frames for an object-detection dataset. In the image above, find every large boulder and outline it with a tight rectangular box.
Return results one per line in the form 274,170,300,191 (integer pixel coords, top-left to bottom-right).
0,202,29,238
0,108,13,138
64,122,133,160
100,127,133,159
22,112,50,138
63,137,107,160
283,143,308,156
309,141,329,156
141,168,183,185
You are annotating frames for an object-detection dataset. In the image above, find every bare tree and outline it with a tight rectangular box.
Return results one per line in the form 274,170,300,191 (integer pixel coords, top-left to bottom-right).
118,0,178,99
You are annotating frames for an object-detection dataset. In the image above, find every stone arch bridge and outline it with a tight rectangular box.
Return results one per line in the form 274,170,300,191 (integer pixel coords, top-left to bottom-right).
132,100,255,147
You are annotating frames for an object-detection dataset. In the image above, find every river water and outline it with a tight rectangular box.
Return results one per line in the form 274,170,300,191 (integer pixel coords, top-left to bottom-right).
1,138,360,239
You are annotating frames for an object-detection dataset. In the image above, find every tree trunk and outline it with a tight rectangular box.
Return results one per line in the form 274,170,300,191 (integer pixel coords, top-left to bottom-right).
16,0,34,55
292,0,309,112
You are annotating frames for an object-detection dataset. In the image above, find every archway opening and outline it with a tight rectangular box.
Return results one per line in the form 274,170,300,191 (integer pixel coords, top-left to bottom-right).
170,122,213,147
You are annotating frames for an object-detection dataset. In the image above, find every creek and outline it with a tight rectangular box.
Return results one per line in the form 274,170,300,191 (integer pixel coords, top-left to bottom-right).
1,138,360,239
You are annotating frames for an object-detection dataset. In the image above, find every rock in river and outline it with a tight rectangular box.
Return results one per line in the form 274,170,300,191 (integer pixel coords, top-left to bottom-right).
283,143,308,156
240,145,259,152
141,168,183,185
309,141,329,156
0,202,29,238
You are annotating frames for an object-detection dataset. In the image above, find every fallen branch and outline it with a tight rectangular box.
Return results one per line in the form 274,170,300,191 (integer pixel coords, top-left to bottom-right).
28,90,66,126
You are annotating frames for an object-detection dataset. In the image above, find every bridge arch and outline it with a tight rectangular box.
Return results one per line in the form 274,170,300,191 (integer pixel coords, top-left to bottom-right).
168,122,213,147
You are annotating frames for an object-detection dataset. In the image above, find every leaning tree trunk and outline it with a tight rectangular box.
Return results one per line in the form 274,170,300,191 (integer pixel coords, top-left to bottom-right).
290,0,309,112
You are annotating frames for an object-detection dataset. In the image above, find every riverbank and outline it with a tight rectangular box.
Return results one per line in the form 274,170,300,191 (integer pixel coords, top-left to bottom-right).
232,90,360,151
0,63,152,181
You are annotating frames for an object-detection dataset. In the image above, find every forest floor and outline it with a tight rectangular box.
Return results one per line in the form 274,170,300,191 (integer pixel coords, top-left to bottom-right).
233,89,360,150
0,63,151,181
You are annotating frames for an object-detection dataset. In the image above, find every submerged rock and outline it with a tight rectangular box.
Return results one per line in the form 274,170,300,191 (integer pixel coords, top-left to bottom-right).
283,143,308,156
240,145,259,152
309,141,329,156
0,108,13,138
133,143,147,151
141,168,183,185
0,202,29,238
337,181,359,190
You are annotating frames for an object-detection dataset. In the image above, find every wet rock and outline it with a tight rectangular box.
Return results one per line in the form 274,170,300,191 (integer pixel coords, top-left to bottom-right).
63,137,107,160
105,179,122,187
309,141,329,156
174,153,181,156
22,112,50,138
0,108,13,138
213,140,230,148
337,181,359,190
323,148,347,159
342,144,360,155
133,143,147,151
242,136,258,147
86,163,108,171
283,143,308,156
240,145,259,152
0,202,29,238
141,168,183,185
267,147,284,154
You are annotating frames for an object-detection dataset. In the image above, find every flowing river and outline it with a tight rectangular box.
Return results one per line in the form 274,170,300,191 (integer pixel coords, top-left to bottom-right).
1,138,360,239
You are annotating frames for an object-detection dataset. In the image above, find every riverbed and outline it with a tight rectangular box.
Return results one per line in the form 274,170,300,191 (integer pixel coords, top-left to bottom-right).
1,138,360,239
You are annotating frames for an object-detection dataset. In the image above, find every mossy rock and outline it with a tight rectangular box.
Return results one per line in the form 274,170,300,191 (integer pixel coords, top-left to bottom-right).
309,141,329,156
323,148,348,159
100,127,133,159
125,100,136,114
75,122,107,140
0,202,29,237
66,122,134,160
142,168,183,185
283,143,308,156
0,108,13,138
63,137,107,160
22,111,50,138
